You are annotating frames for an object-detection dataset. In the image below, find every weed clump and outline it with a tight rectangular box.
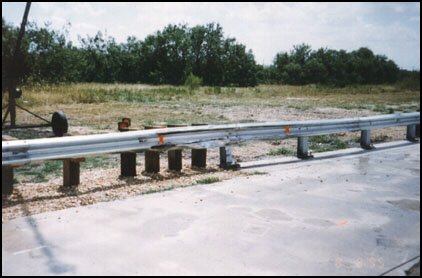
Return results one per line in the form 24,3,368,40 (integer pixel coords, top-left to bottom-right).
184,73,202,92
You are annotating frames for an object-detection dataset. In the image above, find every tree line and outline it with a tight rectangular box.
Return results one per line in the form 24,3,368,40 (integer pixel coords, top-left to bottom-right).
258,43,407,87
2,17,420,89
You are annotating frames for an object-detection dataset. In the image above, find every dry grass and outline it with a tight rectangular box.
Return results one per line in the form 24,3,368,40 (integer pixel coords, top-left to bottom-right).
2,83,420,129
3,83,420,106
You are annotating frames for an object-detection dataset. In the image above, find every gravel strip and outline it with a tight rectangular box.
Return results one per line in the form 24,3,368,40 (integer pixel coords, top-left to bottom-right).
2,164,246,222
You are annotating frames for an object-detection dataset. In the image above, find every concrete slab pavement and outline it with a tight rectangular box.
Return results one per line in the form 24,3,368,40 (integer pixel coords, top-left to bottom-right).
2,141,420,275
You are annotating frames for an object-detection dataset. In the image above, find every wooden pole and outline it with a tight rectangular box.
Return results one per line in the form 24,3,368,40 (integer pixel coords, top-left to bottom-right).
191,123,208,168
63,159,82,187
167,123,188,171
7,2,31,127
144,125,166,173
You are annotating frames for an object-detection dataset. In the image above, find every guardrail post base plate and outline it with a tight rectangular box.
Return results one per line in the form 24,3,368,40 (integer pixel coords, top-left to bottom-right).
2,166,14,195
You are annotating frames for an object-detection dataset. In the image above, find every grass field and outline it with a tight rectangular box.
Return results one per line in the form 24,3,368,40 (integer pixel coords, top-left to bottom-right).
2,83,420,129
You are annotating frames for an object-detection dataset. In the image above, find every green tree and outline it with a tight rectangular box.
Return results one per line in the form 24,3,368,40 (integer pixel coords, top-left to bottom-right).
79,31,108,82
2,17,32,88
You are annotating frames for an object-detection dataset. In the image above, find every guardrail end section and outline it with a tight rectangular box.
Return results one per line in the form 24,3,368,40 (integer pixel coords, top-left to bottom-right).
2,166,14,195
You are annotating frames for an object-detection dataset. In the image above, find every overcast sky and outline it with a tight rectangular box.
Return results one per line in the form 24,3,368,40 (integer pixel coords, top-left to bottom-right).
2,2,420,70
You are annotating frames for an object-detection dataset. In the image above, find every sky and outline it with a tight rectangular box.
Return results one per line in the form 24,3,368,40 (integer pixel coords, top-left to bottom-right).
2,2,420,70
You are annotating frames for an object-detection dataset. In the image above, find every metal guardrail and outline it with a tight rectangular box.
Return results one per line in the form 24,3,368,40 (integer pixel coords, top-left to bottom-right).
2,112,420,167
1,112,420,194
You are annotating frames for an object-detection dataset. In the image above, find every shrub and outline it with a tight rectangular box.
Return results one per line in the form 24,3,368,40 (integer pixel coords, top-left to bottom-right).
184,73,202,91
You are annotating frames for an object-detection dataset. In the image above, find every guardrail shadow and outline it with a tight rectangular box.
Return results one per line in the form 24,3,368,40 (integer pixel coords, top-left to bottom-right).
240,141,418,170
15,191,76,275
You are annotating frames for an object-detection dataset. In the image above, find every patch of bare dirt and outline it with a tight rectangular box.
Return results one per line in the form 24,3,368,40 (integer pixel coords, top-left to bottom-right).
204,105,375,122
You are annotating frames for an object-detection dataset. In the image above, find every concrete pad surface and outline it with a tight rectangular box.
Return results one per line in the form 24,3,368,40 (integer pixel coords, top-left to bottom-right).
2,141,420,276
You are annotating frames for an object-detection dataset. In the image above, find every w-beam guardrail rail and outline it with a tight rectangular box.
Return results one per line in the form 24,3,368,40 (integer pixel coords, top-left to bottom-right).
2,112,420,194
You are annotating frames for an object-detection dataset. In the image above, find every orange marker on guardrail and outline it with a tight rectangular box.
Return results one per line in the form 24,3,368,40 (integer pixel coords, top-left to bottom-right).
158,135,165,144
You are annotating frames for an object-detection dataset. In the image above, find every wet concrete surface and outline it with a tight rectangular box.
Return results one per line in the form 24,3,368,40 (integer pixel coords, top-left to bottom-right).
2,141,420,275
